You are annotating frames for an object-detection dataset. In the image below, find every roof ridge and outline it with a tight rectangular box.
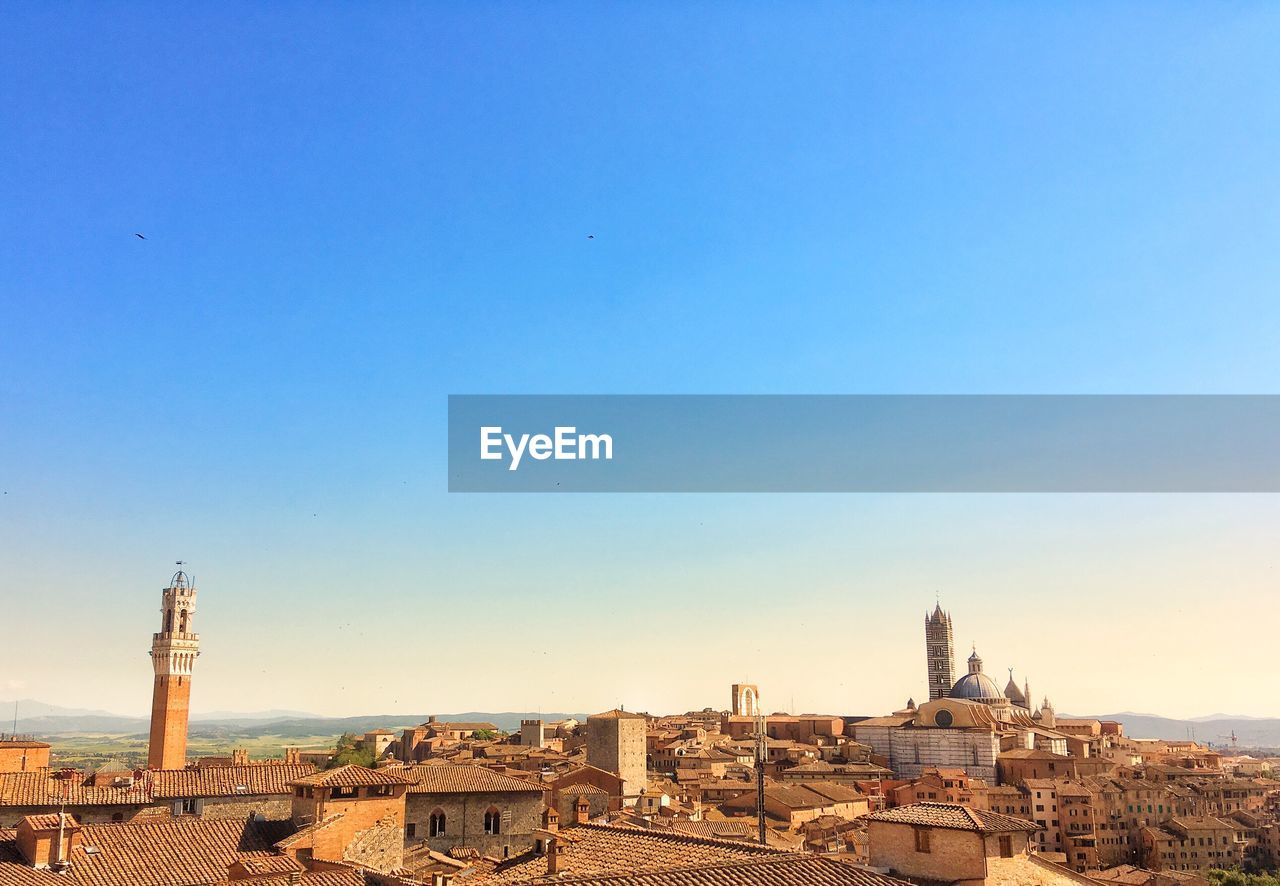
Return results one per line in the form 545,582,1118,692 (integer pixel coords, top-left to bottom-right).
570,821,782,854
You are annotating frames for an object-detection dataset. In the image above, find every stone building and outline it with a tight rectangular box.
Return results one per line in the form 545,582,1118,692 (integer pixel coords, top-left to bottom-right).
150,762,317,820
866,802,1091,885
147,567,201,771
586,709,646,806
398,763,548,859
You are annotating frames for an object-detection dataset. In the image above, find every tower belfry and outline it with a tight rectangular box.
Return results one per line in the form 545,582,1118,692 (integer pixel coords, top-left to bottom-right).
924,602,955,701
147,564,200,770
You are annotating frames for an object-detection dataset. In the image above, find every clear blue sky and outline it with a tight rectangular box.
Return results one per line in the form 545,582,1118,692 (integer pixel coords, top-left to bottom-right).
3,4,1279,720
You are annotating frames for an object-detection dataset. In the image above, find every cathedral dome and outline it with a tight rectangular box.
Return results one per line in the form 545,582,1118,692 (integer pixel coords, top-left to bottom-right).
949,671,1003,701
948,649,1006,703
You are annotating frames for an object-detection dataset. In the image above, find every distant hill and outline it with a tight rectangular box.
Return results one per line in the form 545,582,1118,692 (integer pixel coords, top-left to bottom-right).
1071,712,1280,749
9,706,589,738
2,699,123,719
191,709,320,722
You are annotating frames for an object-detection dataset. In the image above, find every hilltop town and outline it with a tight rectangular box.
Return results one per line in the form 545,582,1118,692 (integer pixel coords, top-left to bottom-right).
2,573,1276,886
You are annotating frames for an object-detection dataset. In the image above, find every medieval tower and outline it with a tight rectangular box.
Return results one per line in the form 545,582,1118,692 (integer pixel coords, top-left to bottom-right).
147,565,200,770
924,602,955,701
731,683,759,717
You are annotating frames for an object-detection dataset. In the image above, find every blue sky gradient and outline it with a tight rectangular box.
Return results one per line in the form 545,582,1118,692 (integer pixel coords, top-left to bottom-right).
2,3,1279,719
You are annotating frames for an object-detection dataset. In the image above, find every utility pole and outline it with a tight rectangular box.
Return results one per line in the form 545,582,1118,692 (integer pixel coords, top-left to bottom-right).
754,709,768,845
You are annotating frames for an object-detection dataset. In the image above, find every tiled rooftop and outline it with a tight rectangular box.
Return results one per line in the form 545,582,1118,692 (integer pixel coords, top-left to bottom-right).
0,816,294,884
151,763,317,798
510,854,907,885
0,772,150,809
471,822,783,884
290,765,414,788
399,764,547,795
867,802,1040,833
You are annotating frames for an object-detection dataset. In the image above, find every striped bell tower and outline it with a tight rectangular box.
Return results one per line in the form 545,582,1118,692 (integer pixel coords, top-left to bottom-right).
924,602,955,701
147,565,200,770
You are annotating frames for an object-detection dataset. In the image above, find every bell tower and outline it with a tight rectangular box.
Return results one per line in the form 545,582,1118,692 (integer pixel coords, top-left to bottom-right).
924,602,955,701
147,564,200,770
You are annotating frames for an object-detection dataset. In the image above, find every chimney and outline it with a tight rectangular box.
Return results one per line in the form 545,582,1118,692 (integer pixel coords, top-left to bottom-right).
231,748,250,766
575,795,590,824
283,746,300,764
287,871,302,885
546,834,561,875
16,814,82,869
542,805,559,833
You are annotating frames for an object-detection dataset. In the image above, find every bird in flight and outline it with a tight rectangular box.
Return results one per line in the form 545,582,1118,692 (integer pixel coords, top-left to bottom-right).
587,234,595,239
135,233,146,239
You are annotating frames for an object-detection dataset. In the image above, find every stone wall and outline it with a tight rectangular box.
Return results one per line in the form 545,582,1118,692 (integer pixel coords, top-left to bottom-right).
343,818,405,872
868,820,988,883
187,794,293,821
405,790,544,859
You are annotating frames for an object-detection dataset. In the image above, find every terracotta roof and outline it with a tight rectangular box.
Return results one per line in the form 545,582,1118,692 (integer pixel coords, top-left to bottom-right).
511,854,906,884
473,822,783,884
400,764,548,795
0,772,150,809
289,765,414,788
235,855,306,875
17,814,74,831
867,802,1040,833
151,763,317,798
0,742,50,750
0,816,294,884
587,710,647,721
559,784,608,796
428,722,498,732
999,748,1069,760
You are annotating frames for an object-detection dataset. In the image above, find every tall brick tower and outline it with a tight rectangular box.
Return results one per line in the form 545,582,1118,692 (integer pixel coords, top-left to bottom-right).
147,565,200,770
924,602,955,701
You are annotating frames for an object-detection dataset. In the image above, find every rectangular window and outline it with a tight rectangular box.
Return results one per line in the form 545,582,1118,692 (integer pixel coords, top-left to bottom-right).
406,823,417,838
915,828,931,853
999,836,1013,858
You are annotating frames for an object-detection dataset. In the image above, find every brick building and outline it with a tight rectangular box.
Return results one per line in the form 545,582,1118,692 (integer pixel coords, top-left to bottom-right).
0,738,50,774
282,765,413,873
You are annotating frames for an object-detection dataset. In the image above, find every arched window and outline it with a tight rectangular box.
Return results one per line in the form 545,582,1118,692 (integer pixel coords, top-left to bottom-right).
179,610,188,633
165,609,174,632
429,809,446,837
484,807,501,835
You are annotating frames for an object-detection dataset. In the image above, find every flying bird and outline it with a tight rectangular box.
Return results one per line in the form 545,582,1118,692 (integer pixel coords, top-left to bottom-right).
587,234,594,239
135,233,146,239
